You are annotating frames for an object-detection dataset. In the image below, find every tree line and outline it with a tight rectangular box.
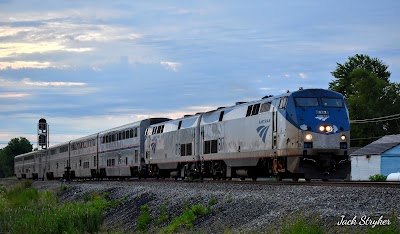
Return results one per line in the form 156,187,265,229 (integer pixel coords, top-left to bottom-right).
0,54,399,177
0,137,32,177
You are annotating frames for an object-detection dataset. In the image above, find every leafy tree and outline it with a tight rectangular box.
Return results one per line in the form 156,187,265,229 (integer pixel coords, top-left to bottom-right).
329,54,400,147
329,54,391,98
0,137,32,177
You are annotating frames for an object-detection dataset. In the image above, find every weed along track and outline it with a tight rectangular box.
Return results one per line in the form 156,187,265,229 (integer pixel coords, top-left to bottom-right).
1,179,399,233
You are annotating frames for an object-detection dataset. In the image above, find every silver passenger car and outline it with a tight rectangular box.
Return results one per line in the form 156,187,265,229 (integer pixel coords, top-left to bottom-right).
46,143,70,179
98,118,169,178
14,150,46,180
69,134,98,179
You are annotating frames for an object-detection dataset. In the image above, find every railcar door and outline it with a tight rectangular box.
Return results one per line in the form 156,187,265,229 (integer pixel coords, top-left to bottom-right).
272,101,278,149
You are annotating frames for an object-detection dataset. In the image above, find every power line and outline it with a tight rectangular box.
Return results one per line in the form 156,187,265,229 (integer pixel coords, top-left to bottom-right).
350,113,400,124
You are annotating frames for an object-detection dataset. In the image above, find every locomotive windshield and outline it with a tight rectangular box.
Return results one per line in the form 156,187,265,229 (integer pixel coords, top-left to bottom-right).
321,98,343,107
294,98,319,107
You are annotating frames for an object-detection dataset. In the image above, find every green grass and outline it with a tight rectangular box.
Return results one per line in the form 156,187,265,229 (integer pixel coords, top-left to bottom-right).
161,203,211,234
281,212,324,234
136,204,152,232
367,212,400,234
0,180,115,234
154,203,169,226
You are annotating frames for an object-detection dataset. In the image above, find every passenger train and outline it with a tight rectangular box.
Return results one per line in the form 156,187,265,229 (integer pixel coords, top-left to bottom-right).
14,88,351,181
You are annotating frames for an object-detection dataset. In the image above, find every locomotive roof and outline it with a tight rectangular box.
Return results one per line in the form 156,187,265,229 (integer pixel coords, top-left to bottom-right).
206,88,343,114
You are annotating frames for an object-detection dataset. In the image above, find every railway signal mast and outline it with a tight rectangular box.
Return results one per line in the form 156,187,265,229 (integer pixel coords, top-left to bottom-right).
38,118,49,150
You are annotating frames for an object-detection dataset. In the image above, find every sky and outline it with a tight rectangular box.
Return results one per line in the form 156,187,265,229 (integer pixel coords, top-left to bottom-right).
1,0,400,149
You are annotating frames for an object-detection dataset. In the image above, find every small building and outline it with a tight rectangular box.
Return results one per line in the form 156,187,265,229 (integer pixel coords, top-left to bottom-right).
350,134,400,181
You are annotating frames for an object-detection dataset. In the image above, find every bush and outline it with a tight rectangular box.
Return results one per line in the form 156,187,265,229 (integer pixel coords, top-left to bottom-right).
0,181,112,234
369,174,387,181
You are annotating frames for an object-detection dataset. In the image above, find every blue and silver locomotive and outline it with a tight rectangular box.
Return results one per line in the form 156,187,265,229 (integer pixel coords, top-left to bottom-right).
144,88,350,181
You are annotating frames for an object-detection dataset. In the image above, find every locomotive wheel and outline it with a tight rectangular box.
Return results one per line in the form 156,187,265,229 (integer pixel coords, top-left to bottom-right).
305,178,311,182
276,174,283,181
292,175,299,182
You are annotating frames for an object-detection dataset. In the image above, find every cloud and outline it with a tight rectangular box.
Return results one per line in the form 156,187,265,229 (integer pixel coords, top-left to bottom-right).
284,74,291,78
21,78,86,87
0,93,31,98
0,61,52,69
298,73,307,79
0,78,86,88
259,87,273,91
160,61,182,71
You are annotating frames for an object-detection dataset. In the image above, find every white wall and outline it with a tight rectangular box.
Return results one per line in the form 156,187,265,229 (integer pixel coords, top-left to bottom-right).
350,155,381,181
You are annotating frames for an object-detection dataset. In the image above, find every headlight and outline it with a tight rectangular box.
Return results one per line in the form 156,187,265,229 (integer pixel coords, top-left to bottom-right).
341,135,346,141
305,134,313,141
325,126,332,132
319,125,333,133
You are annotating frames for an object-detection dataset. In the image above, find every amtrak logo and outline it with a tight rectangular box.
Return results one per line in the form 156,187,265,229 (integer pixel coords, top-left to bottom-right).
257,125,270,143
151,142,156,153
315,116,329,121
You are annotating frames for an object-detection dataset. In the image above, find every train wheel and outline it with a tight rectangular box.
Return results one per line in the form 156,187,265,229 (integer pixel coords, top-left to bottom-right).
240,177,245,181
305,178,311,182
292,175,299,182
252,177,257,181
276,174,283,181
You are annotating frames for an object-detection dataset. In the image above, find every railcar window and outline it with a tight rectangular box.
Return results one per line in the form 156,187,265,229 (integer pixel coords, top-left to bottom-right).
279,97,288,109
51,149,57,155
134,128,138,137
294,98,319,107
260,102,271,113
15,157,23,162
178,121,182,130
321,98,344,107
126,130,130,138
135,150,138,163
252,103,260,115
219,111,224,121
246,105,253,117
130,129,134,138
61,145,68,153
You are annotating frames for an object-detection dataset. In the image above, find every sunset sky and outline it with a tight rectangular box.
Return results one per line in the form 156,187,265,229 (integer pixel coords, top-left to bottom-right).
1,0,400,148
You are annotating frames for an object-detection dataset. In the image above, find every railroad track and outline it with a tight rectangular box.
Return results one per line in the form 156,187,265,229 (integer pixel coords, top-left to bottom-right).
7,177,398,188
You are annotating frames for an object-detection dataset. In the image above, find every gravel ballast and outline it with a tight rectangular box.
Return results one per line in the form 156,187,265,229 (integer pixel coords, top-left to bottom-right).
27,180,400,233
